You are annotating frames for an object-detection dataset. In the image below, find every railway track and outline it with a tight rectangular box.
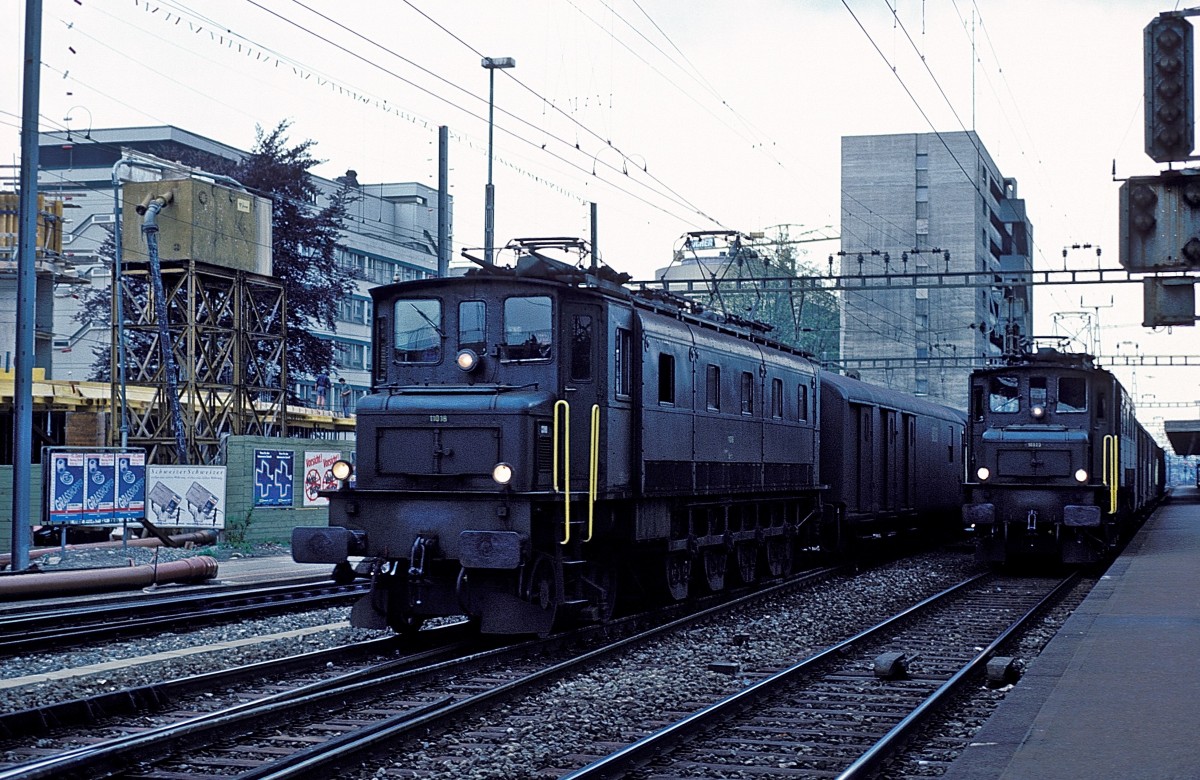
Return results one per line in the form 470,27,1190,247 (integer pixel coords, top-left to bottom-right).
0,566,844,780
560,573,1078,779
0,578,368,656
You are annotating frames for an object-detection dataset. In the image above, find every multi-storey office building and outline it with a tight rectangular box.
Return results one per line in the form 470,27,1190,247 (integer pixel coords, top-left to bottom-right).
839,131,1032,409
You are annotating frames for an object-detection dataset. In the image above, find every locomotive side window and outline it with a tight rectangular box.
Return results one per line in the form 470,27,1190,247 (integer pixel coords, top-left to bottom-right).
615,328,633,398
502,296,552,361
1057,377,1087,413
971,384,984,421
393,299,442,363
798,383,809,421
989,375,1020,412
658,353,675,404
740,372,754,415
706,365,721,411
771,378,783,419
571,315,593,381
458,301,486,354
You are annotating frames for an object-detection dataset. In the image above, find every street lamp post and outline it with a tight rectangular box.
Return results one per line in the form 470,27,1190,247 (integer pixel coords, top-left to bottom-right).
482,56,515,266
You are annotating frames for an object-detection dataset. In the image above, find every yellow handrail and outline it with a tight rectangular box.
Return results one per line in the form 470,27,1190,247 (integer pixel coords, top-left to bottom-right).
1102,434,1118,514
587,404,599,543
554,399,571,544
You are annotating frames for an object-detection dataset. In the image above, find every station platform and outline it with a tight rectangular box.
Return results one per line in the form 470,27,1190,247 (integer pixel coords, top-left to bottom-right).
943,486,1200,780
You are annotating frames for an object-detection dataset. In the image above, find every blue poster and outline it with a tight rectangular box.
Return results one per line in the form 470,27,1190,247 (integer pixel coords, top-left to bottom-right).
115,452,147,521
48,452,86,523
83,453,116,523
254,449,294,507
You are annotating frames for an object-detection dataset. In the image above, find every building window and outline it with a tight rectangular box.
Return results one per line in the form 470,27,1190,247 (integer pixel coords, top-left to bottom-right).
706,365,721,411
658,353,675,404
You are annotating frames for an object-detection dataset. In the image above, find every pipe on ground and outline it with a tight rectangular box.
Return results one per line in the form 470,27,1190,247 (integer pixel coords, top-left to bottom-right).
0,556,219,598
0,531,217,568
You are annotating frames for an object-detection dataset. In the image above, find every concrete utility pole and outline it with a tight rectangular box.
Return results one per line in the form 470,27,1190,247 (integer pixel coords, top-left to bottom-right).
11,0,44,572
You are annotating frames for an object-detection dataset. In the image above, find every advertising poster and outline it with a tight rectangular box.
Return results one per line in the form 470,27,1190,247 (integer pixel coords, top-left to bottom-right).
114,451,147,522
254,449,294,507
303,451,342,507
47,452,86,523
146,465,227,528
82,453,117,524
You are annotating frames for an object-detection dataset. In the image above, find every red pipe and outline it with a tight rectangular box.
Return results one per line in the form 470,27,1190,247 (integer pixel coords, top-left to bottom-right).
0,555,219,598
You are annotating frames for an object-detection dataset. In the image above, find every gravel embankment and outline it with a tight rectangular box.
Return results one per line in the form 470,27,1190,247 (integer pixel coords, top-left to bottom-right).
347,550,986,780
2,548,989,779
0,543,389,715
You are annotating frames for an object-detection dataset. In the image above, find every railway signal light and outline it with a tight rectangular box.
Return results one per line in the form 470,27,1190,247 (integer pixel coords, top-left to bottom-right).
1119,173,1200,271
1145,15,1195,163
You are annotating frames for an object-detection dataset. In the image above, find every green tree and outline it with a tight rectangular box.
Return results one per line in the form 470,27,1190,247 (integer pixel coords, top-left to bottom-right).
700,231,841,364
226,122,356,384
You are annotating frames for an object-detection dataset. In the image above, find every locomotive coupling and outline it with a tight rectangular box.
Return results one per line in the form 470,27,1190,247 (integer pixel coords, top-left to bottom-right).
292,526,367,564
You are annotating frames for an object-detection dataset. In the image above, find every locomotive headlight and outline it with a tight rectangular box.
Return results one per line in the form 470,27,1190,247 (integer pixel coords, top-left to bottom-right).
331,459,354,482
1074,468,1089,483
976,466,991,481
1031,405,1046,419
492,462,513,485
456,349,480,372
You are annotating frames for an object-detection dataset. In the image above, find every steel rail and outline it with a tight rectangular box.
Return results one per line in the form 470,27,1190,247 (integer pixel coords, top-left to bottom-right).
0,566,841,780
836,572,1080,779
0,580,368,655
559,572,1007,779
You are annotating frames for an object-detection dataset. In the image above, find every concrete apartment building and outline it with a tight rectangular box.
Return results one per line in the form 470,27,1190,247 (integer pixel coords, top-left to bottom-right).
839,131,1033,409
25,126,444,408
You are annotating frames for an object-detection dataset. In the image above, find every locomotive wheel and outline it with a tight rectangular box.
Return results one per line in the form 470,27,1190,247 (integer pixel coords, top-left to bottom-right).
702,548,727,592
529,557,558,611
587,564,620,623
388,614,426,636
765,537,793,578
665,552,690,601
735,542,758,584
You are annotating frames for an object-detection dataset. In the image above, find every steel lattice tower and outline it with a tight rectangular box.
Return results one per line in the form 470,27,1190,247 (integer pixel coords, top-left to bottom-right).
112,259,287,465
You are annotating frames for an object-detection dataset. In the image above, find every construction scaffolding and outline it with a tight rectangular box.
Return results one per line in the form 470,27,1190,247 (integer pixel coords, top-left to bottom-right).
113,258,288,465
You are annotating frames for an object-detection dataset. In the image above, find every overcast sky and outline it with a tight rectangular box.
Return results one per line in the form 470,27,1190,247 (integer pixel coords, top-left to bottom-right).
3,0,1197,420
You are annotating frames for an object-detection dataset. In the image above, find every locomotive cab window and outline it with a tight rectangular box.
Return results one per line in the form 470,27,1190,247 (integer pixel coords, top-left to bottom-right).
1030,376,1048,409
989,375,1020,413
458,300,486,354
501,296,552,361
394,299,442,363
1056,377,1087,413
